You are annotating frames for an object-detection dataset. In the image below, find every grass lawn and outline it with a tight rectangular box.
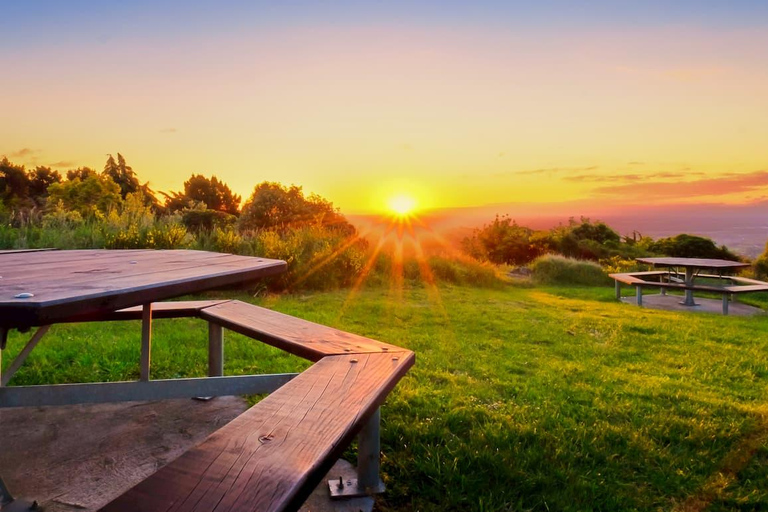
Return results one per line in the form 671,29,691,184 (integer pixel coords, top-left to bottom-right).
3,281,768,511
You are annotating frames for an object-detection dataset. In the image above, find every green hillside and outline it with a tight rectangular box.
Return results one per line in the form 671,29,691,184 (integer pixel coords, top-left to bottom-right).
4,282,768,511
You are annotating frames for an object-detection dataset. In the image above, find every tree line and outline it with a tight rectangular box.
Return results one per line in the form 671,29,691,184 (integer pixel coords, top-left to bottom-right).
0,154,354,235
462,215,744,269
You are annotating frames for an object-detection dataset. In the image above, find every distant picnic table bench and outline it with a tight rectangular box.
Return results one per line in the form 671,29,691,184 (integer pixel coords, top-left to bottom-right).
610,257,766,315
0,250,414,512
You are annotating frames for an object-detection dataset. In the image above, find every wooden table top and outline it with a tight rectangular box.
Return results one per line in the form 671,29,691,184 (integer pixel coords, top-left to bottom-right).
636,257,749,270
0,250,286,328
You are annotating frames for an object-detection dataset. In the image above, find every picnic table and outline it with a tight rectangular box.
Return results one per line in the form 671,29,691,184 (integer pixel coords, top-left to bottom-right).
610,257,767,315
0,249,414,511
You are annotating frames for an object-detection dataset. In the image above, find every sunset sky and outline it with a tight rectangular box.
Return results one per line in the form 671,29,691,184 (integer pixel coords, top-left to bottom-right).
2,1,767,214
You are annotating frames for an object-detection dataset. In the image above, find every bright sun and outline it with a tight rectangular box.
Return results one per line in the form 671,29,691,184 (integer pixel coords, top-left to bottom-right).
387,194,417,216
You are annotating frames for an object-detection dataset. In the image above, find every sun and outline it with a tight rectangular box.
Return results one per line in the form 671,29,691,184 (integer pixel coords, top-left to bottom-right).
387,194,417,217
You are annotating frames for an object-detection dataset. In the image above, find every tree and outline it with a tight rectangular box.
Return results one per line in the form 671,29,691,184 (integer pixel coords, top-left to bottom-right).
462,215,545,265
238,182,353,234
649,234,740,261
164,174,241,216
0,157,31,208
547,218,621,260
102,153,159,211
47,174,123,216
28,166,62,206
103,153,141,199
755,241,768,279
66,167,97,181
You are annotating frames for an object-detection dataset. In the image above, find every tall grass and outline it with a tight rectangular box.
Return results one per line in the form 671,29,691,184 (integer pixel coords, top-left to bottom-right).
530,254,611,286
0,207,504,291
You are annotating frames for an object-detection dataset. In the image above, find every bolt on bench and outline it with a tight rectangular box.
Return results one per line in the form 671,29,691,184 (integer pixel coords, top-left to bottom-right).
0,250,414,512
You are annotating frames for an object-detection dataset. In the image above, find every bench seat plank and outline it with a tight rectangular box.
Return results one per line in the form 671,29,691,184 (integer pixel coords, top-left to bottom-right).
610,274,733,292
99,351,415,512
200,301,402,361
724,285,768,293
61,300,233,323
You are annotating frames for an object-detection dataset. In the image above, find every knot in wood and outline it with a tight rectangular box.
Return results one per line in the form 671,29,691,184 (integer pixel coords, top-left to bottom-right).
258,434,274,444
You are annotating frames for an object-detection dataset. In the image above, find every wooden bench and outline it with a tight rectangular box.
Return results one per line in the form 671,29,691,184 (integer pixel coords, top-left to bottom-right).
94,300,414,512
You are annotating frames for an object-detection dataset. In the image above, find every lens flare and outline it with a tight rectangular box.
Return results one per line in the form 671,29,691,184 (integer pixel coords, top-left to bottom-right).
387,195,417,216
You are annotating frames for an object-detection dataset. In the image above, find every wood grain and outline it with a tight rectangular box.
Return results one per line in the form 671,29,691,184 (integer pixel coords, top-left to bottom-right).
99,351,415,512
200,300,403,361
636,257,749,270
0,250,286,328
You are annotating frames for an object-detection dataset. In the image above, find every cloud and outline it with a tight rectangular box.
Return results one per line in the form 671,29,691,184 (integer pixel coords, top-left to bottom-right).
627,161,644,166
160,128,177,133
593,170,768,199
515,165,599,176
565,171,710,183
5,148,40,159
48,160,76,168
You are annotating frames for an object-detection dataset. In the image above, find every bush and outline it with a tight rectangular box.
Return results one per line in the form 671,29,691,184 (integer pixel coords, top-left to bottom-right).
649,234,740,261
239,225,368,291
530,254,610,286
181,208,237,233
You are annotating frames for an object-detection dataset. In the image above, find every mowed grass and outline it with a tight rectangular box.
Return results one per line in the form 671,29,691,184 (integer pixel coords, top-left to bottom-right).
3,282,768,511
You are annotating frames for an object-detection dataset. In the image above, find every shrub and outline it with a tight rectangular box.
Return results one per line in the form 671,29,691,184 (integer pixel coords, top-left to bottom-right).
530,254,610,286
424,255,502,287
238,225,368,291
599,255,646,274
649,234,740,261
181,208,237,233
146,222,190,249
369,252,502,288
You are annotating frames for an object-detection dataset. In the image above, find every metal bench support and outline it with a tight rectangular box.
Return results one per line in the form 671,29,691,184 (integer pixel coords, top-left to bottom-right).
329,407,386,498
208,323,224,377
140,304,152,381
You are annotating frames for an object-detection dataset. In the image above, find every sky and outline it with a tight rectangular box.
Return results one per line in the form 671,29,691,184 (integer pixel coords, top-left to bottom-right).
2,1,767,214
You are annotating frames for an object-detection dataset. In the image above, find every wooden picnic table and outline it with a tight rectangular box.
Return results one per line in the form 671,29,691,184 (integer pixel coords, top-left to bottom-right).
0,249,414,511
610,257,765,314
635,257,749,307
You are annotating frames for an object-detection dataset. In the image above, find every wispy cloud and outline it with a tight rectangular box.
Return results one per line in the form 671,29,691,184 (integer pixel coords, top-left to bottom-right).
593,170,768,199
566,171,704,183
5,148,40,159
565,174,642,183
48,160,75,168
514,165,599,176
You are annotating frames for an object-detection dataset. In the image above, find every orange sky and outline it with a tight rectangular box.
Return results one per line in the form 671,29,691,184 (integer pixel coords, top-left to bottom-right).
2,11,767,214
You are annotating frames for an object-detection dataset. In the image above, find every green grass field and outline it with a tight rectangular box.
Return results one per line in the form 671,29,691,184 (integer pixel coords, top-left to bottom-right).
3,282,768,511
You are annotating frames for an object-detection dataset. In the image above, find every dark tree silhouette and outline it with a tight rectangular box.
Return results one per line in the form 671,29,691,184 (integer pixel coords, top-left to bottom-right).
164,174,241,216
28,166,62,206
0,157,31,208
66,166,97,181
239,182,354,234
102,153,158,209
103,153,141,198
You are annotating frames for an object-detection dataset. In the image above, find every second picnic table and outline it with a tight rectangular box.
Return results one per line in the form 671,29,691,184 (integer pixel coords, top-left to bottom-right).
636,257,750,307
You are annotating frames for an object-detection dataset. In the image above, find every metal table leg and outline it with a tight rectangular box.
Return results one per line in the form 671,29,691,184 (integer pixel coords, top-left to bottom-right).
0,476,38,511
681,267,697,306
